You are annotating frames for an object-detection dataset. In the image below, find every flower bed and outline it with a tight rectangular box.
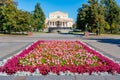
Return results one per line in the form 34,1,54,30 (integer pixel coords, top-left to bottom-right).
0,40,120,75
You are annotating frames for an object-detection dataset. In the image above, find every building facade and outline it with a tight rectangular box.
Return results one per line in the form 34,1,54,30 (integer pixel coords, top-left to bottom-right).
45,11,73,32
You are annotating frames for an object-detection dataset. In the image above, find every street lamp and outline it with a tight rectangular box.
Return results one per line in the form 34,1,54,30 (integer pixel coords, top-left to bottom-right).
85,23,88,32
84,23,89,36
29,25,31,31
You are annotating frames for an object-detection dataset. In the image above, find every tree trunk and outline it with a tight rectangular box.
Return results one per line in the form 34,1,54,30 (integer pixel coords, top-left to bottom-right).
110,24,113,34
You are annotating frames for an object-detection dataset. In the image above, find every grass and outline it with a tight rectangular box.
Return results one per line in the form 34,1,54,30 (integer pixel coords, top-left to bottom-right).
33,32,47,34
101,33,120,36
68,31,84,35
69,31,120,36
0,33,4,35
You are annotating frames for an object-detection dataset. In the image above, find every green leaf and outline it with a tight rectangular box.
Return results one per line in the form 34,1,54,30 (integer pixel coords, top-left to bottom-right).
60,60,67,66
40,58,46,64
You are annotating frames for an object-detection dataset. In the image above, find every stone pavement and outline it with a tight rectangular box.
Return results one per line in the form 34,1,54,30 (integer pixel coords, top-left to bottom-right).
80,35,120,62
0,75,120,80
0,33,120,80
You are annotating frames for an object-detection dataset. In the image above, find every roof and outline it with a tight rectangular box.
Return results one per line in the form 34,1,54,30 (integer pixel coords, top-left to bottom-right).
46,18,73,22
50,11,68,15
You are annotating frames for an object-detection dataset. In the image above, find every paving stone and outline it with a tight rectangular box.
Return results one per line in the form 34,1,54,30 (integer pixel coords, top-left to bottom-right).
0,76,15,80
104,75,120,80
28,76,45,80
44,75,75,80
76,75,105,80
28,75,75,80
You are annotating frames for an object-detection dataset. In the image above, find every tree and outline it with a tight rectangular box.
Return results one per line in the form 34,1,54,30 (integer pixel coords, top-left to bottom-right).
101,0,120,33
0,0,6,6
0,0,18,33
0,0,6,32
76,4,89,31
88,0,106,33
33,3,45,32
14,10,31,32
105,22,110,31
0,0,31,34
76,0,106,34
72,23,76,29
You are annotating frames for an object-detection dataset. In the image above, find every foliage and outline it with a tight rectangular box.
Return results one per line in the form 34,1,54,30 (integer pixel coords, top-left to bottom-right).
105,22,110,31
101,0,120,33
0,0,45,34
32,3,45,32
72,23,76,29
76,0,120,34
15,10,31,32
0,0,17,33
76,4,89,31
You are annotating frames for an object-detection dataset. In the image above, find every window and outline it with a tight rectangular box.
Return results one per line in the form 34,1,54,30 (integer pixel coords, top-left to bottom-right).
57,16,60,18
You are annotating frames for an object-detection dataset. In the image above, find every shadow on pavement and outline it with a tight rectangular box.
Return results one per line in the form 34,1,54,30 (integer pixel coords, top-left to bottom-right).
58,32,84,36
88,38,120,47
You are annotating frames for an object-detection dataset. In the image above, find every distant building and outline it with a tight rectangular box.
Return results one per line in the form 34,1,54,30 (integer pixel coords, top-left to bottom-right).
45,11,73,32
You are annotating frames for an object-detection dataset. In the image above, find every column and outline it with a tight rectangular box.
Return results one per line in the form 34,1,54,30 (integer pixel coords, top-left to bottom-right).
55,21,56,27
52,21,54,27
50,22,52,27
61,22,62,27
53,21,55,27
51,22,52,27
48,21,49,27
49,22,51,27
55,21,57,27
62,22,64,27
51,21,52,27
66,22,67,27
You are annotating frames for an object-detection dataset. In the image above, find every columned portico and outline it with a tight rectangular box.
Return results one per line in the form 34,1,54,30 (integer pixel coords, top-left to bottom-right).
47,21,69,27
45,11,73,32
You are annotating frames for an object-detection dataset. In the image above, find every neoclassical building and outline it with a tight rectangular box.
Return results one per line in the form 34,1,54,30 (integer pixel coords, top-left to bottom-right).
45,11,73,32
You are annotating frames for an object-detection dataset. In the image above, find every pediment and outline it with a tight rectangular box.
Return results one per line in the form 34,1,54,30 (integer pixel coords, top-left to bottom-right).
50,11,67,15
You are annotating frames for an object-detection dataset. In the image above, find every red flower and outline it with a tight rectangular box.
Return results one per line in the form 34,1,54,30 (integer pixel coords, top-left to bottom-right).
38,65,50,75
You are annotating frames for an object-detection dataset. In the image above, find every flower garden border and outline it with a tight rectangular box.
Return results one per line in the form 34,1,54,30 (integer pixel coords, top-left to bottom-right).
0,40,120,76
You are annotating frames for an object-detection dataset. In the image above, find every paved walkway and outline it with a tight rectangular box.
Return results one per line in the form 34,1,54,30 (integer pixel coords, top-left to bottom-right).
0,33,120,79
80,36,120,62
0,75,120,80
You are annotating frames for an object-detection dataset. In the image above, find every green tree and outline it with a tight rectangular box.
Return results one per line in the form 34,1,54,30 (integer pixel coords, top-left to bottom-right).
33,3,45,32
0,0,6,32
101,0,120,33
76,0,106,34
14,10,31,32
76,4,89,31
72,23,76,29
0,0,31,34
0,0,18,33
88,0,106,33
105,22,110,31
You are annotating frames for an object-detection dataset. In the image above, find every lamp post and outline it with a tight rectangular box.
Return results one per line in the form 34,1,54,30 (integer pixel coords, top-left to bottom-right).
85,23,88,32
85,23,89,36
28,25,32,36
29,25,32,31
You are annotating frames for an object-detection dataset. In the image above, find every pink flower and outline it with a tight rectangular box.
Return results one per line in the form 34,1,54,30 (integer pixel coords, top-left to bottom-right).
1,40,120,75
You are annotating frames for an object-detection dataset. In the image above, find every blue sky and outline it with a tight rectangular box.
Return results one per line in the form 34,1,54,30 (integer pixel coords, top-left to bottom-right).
17,0,120,23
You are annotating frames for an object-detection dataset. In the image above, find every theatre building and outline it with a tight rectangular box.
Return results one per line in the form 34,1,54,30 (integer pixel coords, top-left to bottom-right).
45,11,73,32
